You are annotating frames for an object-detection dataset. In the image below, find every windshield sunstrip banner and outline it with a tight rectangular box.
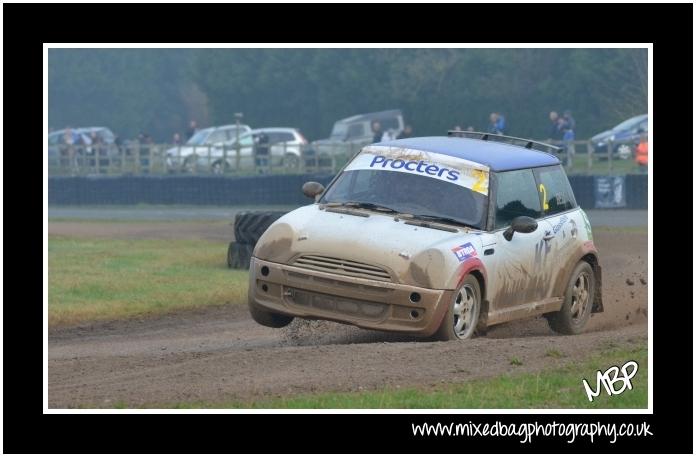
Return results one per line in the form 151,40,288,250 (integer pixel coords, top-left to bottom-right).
345,146,490,195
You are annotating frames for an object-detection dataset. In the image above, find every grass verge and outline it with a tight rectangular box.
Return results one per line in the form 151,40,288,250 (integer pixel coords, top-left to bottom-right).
165,342,647,409
48,237,248,326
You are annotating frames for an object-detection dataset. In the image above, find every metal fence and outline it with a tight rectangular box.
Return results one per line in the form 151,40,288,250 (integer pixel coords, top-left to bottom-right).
47,138,645,177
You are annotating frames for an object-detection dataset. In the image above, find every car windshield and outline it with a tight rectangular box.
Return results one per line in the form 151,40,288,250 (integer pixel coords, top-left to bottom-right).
320,168,488,229
613,115,646,132
329,123,348,139
186,129,212,146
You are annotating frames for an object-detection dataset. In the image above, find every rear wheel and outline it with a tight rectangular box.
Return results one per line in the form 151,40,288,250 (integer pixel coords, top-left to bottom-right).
434,275,481,341
546,261,594,334
282,153,300,169
249,300,294,328
211,160,230,174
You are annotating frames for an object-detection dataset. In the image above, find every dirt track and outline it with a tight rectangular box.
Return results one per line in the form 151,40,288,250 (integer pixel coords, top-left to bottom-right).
48,226,648,408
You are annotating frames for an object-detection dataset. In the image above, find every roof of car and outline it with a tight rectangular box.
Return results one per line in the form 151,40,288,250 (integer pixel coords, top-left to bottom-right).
373,136,560,172
338,109,402,124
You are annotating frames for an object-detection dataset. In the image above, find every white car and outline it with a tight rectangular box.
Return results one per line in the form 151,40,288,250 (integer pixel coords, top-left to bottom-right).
247,131,603,340
166,124,251,171
203,127,308,173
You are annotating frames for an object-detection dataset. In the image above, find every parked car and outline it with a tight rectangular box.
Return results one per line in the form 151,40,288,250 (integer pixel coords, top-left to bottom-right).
204,128,308,173
247,131,603,340
312,109,404,157
48,127,116,159
590,114,648,158
166,124,252,171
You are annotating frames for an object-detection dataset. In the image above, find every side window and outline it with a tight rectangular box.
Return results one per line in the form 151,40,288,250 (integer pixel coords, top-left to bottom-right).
379,117,400,130
535,165,576,216
494,169,542,229
206,130,227,144
275,132,295,143
346,123,365,138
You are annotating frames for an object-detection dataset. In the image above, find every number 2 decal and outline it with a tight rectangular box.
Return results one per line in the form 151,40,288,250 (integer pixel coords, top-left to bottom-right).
539,183,550,211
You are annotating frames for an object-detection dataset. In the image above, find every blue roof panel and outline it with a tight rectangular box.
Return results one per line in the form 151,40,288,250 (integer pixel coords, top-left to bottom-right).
374,136,560,171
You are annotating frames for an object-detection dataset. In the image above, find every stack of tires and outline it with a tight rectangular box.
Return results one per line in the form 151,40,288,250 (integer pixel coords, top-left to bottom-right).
227,211,288,269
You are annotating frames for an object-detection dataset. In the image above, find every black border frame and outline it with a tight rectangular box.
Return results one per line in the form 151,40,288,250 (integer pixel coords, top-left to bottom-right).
3,2,693,454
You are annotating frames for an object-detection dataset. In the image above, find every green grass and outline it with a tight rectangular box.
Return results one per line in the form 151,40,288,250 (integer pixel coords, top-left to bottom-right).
48,237,249,326
166,342,647,409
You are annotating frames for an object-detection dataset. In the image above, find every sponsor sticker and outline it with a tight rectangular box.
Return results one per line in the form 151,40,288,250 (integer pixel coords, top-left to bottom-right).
452,242,478,262
345,146,490,195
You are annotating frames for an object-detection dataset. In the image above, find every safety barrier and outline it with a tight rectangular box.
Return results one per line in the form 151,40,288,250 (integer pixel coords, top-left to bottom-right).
48,174,647,209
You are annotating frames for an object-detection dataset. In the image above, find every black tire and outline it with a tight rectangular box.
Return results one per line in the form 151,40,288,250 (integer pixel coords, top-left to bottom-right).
249,300,294,328
211,160,230,174
234,211,286,245
434,274,482,341
546,261,595,335
227,242,253,269
227,242,236,268
283,153,300,169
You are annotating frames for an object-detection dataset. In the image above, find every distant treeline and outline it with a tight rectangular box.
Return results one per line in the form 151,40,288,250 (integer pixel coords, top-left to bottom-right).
48,48,647,142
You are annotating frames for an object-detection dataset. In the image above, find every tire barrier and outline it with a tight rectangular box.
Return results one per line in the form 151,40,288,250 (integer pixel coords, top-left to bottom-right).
234,211,288,245
228,211,288,269
227,241,254,270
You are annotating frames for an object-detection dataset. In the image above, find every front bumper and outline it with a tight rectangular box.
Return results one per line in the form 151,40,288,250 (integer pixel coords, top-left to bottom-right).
248,257,454,336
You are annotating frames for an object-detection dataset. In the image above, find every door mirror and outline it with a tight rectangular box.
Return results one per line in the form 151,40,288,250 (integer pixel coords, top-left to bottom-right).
503,216,538,241
302,181,325,199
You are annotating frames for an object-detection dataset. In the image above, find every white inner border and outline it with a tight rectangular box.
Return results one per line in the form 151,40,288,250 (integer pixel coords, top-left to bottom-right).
43,43,653,415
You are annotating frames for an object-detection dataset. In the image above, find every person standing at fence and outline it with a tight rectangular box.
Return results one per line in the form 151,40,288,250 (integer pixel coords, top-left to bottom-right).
371,121,383,144
547,111,564,143
488,112,506,134
560,110,576,161
254,131,270,173
172,132,183,146
186,120,198,141
396,125,413,139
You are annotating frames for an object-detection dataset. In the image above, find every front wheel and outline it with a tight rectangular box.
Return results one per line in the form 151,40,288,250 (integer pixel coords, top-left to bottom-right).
249,300,294,328
434,275,481,341
546,261,595,335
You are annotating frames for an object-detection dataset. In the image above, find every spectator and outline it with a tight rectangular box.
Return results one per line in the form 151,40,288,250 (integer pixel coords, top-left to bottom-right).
488,112,506,135
560,110,576,161
635,136,648,172
254,132,271,172
186,120,198,140
381,128,397,142
562,109,576,132
452,125,462,131
547,111,564,142
396,125,413,139
371,121,383,143
172,132,183,146
466,126,475,132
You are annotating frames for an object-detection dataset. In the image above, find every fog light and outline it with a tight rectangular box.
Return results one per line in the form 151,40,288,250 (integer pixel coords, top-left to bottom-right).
261,266,270,276
410,310,420,319
409,292,421,303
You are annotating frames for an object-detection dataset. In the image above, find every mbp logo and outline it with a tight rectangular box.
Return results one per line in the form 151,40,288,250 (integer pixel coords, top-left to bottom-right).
582,360,638,402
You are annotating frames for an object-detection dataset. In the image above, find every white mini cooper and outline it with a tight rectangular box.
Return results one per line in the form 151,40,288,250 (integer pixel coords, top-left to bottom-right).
248,131,603,340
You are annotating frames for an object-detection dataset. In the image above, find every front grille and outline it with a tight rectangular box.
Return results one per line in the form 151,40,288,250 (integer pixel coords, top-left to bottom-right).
292,255,392,281
289,288,389,321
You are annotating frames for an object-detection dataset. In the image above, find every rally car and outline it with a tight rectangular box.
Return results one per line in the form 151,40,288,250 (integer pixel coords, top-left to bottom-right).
248,131,603,340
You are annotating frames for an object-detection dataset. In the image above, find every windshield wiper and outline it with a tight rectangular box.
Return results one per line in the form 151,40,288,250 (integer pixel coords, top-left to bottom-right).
326,201,400,214
409,214,476,229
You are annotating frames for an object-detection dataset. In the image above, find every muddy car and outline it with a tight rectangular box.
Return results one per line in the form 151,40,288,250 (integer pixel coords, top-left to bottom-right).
248,131,603,340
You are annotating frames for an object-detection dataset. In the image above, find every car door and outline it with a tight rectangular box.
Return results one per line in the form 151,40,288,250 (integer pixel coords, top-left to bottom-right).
534,165,584,300
487,168,550,315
